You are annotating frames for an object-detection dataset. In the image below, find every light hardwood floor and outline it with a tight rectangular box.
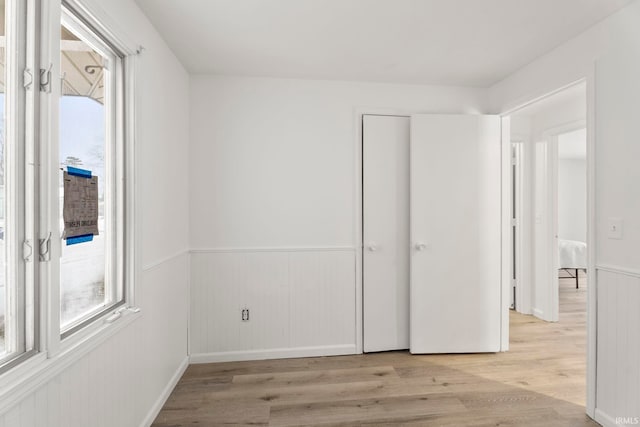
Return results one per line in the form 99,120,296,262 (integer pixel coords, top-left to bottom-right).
153,277,593,426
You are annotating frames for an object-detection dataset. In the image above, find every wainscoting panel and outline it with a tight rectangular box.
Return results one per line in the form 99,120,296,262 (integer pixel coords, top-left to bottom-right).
190,249,356,361
289,251,356,347
0,253,190,427
596,267,640,425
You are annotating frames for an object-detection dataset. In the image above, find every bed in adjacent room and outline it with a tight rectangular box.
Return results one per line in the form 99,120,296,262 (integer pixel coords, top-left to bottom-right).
558,239,587,288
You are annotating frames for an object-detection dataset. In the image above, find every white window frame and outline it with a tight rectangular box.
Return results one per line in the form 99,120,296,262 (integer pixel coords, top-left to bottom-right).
0,0,139,394
58,7,125,338
0,0,38,374
44,0,138,353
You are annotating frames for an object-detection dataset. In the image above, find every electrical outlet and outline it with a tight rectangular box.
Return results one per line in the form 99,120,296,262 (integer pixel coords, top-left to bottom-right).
241,308,250,321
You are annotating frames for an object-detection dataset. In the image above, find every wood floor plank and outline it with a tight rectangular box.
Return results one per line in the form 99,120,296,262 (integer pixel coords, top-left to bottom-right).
356,407,595,427
268,394,467,426
152,400,270,426
153,280,591,426
232,366,398,388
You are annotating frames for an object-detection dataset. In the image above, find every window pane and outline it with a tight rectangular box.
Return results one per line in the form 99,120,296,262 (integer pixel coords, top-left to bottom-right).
59,23,112,331
0,0,6,356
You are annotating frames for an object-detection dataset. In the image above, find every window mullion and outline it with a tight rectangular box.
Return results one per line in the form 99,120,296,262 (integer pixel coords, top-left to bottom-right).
38,0,62,358
25,0,41,355
0,0,38,372
4,0,28,359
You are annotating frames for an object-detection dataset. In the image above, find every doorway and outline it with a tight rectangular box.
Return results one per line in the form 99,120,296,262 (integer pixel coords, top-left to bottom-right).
506,82,587,321
502,81,591,409
557,128,588,302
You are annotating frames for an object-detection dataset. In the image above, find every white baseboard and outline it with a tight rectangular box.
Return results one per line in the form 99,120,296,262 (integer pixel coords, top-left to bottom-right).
595,408,617,427
596,408,640,427
140,356,189,427
190,344,357,364
532,308,545,319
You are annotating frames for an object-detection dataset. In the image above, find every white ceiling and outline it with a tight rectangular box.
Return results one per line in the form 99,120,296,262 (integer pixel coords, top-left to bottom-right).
134,0,634,87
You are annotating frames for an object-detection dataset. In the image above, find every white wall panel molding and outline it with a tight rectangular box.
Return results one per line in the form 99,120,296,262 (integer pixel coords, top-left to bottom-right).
190,250,356,359
596,264,640,279
190,345,356,364
0,256,190,426
190,246,356,254
596,270,640,423
0,313,141,416
140,356,189,427
142,249,190,272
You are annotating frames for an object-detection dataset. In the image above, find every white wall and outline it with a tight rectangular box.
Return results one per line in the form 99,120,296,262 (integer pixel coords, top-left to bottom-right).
189,75,488,360
491,0,640,423
558,158,587,242
0,0,191,425
189,76,487,249
593,14,640,425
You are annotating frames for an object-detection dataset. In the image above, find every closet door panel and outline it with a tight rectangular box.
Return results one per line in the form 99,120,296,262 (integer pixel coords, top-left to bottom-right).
363,115,410,352
410,114,501,353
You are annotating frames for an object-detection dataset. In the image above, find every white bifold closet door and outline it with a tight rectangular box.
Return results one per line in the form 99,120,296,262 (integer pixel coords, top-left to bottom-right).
363,114,410,353
410,114,502,353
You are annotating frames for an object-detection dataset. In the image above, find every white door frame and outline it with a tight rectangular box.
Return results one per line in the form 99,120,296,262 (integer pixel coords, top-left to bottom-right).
499,73,596,418
508,133,533,317
500,118,511,351
511,141,528,313
535,133,559,322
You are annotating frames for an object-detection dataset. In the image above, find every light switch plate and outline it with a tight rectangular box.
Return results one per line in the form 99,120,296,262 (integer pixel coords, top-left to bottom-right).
607,217,623,239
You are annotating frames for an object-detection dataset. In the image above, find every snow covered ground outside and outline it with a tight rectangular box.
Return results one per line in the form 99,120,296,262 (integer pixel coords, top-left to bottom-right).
0,222,105,353
60,232,106,327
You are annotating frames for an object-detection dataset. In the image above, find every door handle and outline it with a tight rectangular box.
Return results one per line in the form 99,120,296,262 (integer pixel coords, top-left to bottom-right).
415,242,428,251
367,243,378,252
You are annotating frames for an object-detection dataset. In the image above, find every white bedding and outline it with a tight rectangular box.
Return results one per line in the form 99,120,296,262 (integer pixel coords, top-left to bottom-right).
558,239,587,269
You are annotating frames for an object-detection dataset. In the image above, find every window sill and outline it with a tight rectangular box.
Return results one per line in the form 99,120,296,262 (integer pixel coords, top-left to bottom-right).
0,308,141,415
